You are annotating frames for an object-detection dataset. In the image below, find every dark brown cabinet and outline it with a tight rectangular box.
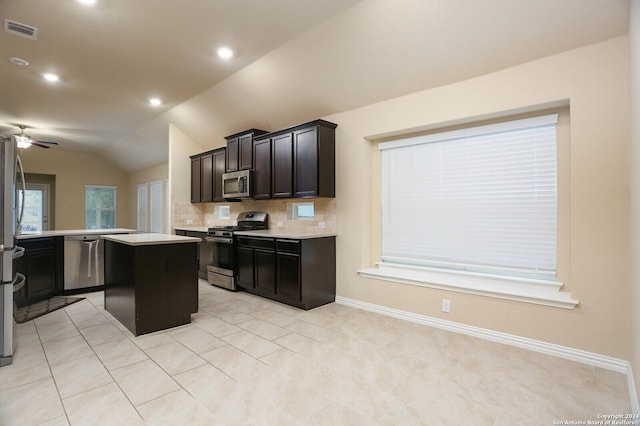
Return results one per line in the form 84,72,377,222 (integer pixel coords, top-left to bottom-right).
225,129,268,172
236,246,255,289
236,237,276,293
14,237,63,307
251,119,336,200
293,123,335,198
252,137,271,199
200,153,213,203
271,133,294,198
105,239,198,336
255,250,276,293
175,230,209,280
235,235,335,310
213,148,226,201
190,147,226,203
190,156,202,203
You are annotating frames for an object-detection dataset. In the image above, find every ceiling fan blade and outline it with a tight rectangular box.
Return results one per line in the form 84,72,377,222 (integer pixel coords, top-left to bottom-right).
32,142,51,149
32,140,58,145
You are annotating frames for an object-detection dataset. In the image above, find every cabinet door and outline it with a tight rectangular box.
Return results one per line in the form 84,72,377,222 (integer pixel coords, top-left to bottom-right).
277,252,301,301
25,249,57,298
271,133,293,198
201,153,213,203
255,249,276,294
293,127,319,198
226,137,239,172
190,156,202,203
236,247,255,289
239,134,254,170
213,149,226,201
253,138,271,199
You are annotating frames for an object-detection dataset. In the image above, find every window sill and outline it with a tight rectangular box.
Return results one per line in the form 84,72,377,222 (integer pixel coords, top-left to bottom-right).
357,262,579,309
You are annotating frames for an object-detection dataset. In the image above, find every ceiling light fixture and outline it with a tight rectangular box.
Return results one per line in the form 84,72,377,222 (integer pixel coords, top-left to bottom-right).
217,47,234,60
149,97,162,107
15,135,32,149
77,0,97,5
8,56,29,66
43,72,60,83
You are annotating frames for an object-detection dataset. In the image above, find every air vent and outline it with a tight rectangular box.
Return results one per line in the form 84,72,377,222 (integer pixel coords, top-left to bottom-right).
4,19,38,40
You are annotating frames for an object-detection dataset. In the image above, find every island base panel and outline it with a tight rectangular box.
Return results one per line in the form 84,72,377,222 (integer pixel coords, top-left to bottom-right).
105,241,198,336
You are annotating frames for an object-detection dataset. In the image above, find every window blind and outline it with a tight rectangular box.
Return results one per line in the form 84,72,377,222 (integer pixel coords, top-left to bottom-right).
137,184,148,232
379,114,558,279
150,180,164,233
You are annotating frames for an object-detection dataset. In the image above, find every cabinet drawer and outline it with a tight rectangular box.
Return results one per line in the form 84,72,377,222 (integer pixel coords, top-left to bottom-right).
20,237,56,251
236,237,275,250
276,239,300,254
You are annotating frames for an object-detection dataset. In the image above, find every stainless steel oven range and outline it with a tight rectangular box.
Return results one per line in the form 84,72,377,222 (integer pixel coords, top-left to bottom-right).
205,211,268,291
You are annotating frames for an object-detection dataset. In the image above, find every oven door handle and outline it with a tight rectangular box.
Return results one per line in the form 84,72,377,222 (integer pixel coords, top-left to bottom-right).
205,236,233,244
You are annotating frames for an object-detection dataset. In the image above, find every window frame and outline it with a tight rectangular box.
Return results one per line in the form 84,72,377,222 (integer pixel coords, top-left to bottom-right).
85,185,117,230
358,108,577,309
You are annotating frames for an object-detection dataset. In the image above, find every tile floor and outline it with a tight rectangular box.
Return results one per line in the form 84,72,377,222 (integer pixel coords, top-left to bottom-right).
0,280,632,425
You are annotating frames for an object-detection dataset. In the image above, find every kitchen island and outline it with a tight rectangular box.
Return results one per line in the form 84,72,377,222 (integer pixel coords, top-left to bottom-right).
103,233,200,336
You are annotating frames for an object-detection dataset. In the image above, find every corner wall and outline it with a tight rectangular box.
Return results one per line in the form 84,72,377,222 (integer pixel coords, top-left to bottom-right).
326,36,631,359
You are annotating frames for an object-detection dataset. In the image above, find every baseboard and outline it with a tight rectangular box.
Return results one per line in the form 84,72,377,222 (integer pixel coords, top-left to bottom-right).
335,295,639,412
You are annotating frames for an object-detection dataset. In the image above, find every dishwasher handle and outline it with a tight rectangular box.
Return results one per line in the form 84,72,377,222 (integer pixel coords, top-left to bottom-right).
64,235,103,242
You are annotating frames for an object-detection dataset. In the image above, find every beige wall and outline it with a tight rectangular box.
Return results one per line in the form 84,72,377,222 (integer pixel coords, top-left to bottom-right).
19,148,130,230
326,36,631,359
126,162,168,230
168,123,212,229
630,0,640,391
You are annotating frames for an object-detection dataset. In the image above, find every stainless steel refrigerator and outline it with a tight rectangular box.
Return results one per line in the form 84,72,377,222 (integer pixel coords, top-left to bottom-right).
1,135,26,367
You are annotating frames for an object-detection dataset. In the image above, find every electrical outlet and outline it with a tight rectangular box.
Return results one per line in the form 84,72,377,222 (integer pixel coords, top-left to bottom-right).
442,299,451,313
318,222,326,229
277,221,284,228
186,219,193,225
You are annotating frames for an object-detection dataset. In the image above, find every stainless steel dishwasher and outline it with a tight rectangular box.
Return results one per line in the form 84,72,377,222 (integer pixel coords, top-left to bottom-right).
64,235,104,290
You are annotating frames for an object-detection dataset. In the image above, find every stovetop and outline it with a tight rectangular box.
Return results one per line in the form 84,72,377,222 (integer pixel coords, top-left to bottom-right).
207,211,268,235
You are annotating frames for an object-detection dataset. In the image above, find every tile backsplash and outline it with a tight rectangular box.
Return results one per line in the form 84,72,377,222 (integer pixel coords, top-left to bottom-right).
173,198,337,233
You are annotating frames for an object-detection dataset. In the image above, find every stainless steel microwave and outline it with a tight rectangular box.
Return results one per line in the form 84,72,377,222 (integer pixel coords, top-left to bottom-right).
222,169,252,199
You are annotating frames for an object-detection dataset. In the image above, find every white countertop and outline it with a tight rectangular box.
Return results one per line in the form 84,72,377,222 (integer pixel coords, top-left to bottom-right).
234,229,337,240
103,233,201,246
17,228,137,240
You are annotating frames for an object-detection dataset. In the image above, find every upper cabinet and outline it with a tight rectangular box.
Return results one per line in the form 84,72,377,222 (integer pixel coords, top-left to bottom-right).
190,147,226,203
225,129,268,172
293,122,335,198
190,156,202,203
261,119,337,199
252,137,272,200
189,120,337,203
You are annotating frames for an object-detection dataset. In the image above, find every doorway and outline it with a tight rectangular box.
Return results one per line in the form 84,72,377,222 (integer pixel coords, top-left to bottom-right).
22,174,56,232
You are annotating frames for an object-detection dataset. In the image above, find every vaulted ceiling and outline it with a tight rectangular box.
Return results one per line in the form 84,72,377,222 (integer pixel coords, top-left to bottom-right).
0,0,630,171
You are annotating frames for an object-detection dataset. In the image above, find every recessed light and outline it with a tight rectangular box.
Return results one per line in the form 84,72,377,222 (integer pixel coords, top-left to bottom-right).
216,47,234,60
149,97,162,107
8,57,29,66
43,73,60,83
77,0,97,5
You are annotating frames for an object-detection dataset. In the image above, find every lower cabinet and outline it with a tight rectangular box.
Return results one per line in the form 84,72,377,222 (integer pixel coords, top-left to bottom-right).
235,236,335,310
14,237,63,307
175,230,209,280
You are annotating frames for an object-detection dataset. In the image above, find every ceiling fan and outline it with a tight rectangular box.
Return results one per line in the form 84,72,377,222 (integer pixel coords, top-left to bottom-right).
13,125,59,149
